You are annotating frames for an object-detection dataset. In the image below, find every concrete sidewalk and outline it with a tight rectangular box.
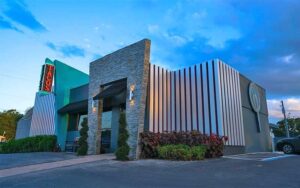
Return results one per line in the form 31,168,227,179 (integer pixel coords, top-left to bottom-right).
0,154,115,178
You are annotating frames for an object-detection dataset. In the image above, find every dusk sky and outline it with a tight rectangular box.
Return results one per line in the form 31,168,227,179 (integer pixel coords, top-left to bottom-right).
0,0,299,123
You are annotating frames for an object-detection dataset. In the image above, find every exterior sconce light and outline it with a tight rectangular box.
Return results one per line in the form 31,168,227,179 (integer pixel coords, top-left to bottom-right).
129,85,134,101
92,100,97,113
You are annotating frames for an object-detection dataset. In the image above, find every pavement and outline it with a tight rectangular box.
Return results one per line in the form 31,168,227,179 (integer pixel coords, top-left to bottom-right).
0,152,299,188
0,152,78,169
0,153,115,178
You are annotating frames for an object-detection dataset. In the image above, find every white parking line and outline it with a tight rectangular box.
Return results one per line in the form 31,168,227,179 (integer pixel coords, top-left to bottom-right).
223,152,297,161
261,155,297,161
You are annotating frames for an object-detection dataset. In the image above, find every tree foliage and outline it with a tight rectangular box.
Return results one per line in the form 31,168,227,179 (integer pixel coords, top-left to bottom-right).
273,118,300,137
77,117,89,156
0,109,23,140
115,112,130,161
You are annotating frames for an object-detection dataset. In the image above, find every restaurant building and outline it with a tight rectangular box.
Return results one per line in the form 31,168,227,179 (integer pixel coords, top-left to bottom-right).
16,39,271,159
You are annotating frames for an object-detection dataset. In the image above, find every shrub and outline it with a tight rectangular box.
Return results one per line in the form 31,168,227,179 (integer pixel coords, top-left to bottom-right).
0,135,57,153
115,112,130,161
191,145,207,160
158,144,191,160
157,144,206,160
77,117,89,156
140,131,227,159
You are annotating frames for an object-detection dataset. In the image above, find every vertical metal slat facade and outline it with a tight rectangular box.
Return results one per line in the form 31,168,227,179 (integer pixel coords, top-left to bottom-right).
29,93,56,136
148,60,245,146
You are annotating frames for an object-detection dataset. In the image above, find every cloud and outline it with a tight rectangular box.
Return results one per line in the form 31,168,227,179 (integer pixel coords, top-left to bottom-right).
91,53,102,61
2,0,46,32
46,42,86,57
146,0,300,98
267,98,300,121
0,15,21,32
278,54,295,64
148,24,159,34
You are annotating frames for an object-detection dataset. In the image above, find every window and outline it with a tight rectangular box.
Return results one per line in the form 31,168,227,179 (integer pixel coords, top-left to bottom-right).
68,113,87,131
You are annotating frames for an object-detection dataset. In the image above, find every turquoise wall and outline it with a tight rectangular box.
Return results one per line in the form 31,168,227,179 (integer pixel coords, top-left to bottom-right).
54,60,89,150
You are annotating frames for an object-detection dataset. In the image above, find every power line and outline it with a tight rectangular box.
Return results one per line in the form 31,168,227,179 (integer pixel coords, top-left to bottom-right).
0,92,34,99
0,73,36,82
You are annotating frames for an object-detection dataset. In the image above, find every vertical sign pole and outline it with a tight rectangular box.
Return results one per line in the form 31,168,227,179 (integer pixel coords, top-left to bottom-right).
281,100,290,138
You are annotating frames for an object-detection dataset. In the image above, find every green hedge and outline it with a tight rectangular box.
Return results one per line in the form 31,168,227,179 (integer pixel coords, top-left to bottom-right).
157,144,206,161
0,135,57,153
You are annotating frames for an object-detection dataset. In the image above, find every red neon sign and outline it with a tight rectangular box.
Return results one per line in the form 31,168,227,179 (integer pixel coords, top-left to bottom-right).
41,64,55,92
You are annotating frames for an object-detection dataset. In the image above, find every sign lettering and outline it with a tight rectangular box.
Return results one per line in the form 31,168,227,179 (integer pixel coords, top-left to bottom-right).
41,64,55,92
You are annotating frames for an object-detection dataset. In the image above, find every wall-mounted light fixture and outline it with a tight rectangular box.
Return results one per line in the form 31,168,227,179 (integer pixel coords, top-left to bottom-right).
92,100,97,113
129,85,135,106
129,85,135,101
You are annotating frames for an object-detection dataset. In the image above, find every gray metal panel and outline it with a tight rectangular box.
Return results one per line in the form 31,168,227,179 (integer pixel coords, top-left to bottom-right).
30,93,55,136
15,109,33,139
218,62,245,146
180,69,185,131
149,64,154,132
185,68,191,131
208,60,216,134
175,70,180,131
171,71,175,131
147,60,245,146
190,66,198,131
202,63,210,134
197,64,204,133
154,65,159,132
215,60,223,136
158,67,163,133
237,72,245,145
230,66,237,145
166,70,171,132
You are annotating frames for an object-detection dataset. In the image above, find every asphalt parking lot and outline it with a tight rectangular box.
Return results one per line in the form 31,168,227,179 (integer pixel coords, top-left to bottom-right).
0,152,77,169
0,152,299,188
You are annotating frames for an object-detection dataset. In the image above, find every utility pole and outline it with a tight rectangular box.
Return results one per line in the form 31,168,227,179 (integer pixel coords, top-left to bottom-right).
281,100,290,138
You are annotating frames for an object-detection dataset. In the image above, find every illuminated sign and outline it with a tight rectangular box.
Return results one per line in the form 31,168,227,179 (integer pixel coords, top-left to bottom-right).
39,63,55,93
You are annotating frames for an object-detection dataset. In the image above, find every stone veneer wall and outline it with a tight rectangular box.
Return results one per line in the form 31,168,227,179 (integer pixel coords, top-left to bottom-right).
88,39,151,159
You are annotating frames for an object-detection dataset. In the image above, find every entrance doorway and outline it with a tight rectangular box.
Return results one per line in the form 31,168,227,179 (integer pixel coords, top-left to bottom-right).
93,79,127,154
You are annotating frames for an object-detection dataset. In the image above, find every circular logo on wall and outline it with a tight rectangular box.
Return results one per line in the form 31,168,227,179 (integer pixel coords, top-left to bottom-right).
248,82,261,132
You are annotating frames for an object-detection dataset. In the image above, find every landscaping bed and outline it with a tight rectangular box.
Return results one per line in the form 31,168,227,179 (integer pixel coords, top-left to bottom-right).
140,131,227,160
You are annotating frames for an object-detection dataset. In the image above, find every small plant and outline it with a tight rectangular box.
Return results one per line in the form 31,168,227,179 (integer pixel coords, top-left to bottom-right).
115,112,130,161
191,145,206,160
77,117,88,156
157,144,206,161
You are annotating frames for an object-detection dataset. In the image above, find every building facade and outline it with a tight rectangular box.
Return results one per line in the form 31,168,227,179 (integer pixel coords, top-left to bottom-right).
16,39,271,158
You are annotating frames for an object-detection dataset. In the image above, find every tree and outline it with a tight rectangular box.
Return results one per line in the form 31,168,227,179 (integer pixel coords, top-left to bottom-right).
0,109,23,140
273,118,300,137
77,117,88,155
115,112,130,161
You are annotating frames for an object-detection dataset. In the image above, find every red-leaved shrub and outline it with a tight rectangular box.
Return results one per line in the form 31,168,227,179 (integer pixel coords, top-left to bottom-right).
140,131,228,159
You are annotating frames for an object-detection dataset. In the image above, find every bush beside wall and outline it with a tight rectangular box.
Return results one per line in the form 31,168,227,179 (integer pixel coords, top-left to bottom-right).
115,112,130,161
140,131,227,159
77,117,89,156
0,135,57,153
